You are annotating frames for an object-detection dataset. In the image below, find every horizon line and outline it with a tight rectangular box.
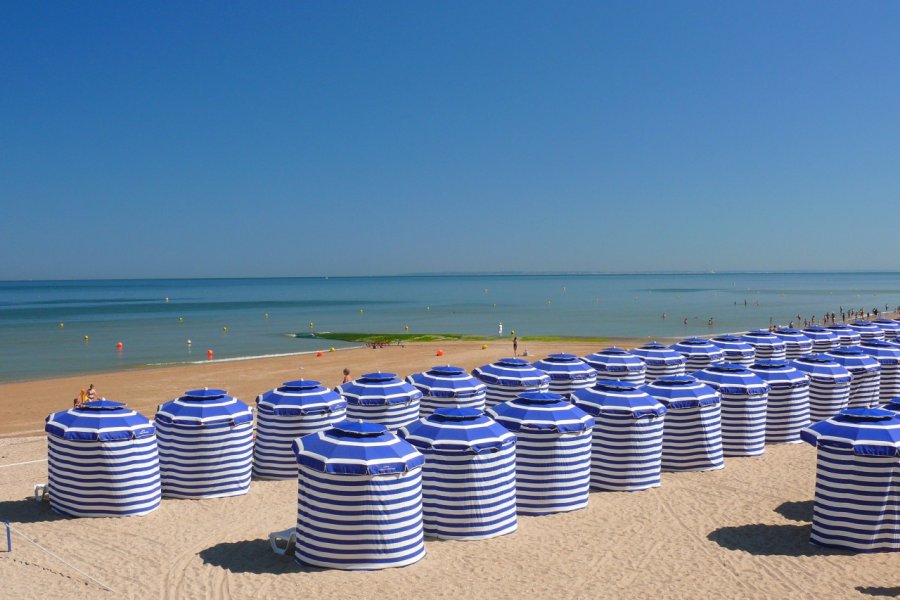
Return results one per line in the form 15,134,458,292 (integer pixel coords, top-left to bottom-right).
3,269,900,283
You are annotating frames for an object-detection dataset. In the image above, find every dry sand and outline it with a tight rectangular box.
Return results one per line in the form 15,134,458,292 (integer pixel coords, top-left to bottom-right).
0,340,896,599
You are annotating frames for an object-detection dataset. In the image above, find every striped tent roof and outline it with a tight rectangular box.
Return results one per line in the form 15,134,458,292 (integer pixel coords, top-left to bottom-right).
802,326,840,344
407,366,486,399
488,392,594,433
749,359,808,388
826,347,881,373
800,407,900,456
400,408,515,452
772,328,814,350
337,372,423,405
532,353,597,381
848,320,885,340
859,340,900,365
292,420,424,475
883,400,900,412
631,342,687,366
710,335,756,359
740,330,787,351
825,324,862,345
670,338,726,361
640,376,720,408
693,364,769,396
46,400,155,441
582,347,646,373
257,380,346,415
571,380,666,418
155,389,253,425
792,354,852,383
472,358,551,388
872,318,900,337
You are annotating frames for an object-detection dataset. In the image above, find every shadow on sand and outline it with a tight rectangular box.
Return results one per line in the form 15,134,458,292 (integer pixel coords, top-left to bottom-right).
0,497,66,525
707,523,852,557
856,586,900,598
198,539,321,575
773,500,814,523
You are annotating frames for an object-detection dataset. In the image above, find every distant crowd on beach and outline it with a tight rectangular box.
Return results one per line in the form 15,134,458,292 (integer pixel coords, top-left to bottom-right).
667,303,899,333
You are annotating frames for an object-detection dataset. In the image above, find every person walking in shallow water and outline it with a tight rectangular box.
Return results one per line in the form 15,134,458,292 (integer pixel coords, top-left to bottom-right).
513,336,518,357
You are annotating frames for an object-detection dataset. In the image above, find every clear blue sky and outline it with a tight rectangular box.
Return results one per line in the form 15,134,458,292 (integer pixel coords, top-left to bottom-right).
2,2,899,279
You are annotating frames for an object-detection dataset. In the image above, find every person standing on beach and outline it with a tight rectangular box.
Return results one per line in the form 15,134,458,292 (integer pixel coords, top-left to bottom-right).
342,368,352,384
498,322,503,336
513,336,518,357
86,384,98,401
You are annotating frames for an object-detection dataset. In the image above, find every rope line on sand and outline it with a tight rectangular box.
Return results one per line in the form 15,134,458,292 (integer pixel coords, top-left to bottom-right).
0,458,48,469
6,524,116,593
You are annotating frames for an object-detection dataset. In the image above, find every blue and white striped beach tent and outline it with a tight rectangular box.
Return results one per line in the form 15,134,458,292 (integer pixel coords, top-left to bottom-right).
532,353,597,400
670,338,726,373
792,355,852,423
253,380,347,479
292,420,426,569
155,389,254,499
407,366,486,418
631,342,686,382
800,408,900,552
749,360,810,443
772,328,814,360
825,347,881,409
694,364,769,457
487,392,594,516
825,324,861,347
640,376,724,472
740,330,787,362
337,372,423,430
802,326,841,353
872,318,900,339
45,400,161,517
572,381,666,492
399,408,517,541
859,340,900,403
472,358,551,409
710,335,756,366
848,320,885,342
883,399,900,413
581,348,647,385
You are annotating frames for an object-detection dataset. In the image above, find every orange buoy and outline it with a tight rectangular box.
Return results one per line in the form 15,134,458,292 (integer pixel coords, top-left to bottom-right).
207,349,214,359
436,349,444,357
116,341,123,350
316,351,323,357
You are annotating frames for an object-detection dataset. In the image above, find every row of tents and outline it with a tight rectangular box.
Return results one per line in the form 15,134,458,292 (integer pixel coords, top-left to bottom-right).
42,318,900,565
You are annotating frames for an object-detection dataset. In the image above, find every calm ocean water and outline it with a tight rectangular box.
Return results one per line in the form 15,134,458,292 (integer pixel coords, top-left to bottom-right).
1,273,898,382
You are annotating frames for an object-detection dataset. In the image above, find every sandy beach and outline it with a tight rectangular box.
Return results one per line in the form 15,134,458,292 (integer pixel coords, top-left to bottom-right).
0,340,896,599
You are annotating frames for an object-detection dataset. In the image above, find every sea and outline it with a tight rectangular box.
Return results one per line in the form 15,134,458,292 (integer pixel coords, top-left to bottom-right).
1,272,898,382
